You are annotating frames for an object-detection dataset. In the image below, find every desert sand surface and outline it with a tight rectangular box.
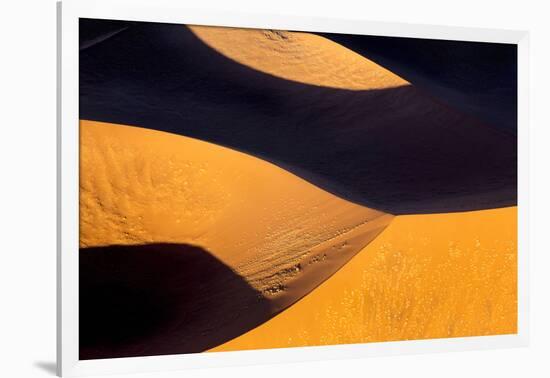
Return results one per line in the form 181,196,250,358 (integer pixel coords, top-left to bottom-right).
79,20,517,214
79,120,392,359
212,207,517,351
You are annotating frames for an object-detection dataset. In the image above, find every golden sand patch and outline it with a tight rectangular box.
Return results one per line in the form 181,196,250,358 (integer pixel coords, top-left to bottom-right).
212,207,517,351
189,25,408,90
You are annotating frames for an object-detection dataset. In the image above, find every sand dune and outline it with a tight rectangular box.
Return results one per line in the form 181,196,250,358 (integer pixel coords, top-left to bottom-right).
79,20,517,214
79,120,392,358
213,207,517,351
78,20,518,358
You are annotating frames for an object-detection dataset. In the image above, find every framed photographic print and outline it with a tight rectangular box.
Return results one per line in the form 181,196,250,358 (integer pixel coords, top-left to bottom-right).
57,0,529,376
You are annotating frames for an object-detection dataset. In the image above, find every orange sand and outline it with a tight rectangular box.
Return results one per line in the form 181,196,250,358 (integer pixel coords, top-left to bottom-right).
80,120,392,317
189,25,408,90
212,207,517,351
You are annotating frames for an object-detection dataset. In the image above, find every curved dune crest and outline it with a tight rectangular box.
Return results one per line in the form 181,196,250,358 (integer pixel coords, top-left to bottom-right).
189,25,408,90
80,120,392,357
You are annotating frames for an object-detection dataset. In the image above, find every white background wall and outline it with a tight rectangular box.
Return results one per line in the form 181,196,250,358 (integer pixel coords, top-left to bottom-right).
1,0,548,377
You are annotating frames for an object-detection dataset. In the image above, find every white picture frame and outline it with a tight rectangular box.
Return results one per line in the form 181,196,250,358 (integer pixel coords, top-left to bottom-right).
57,0,530,376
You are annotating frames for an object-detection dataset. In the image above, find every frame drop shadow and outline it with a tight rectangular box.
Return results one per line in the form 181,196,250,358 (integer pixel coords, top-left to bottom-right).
33,361,56,375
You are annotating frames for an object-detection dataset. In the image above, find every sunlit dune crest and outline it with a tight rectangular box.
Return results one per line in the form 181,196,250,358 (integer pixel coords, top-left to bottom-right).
189,25,409,90
80,120,392,327
213,207,517,351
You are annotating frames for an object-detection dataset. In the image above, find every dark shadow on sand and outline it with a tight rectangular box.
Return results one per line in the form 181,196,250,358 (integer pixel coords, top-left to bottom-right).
80,243,270,360
79,19,517,214
318,32,518,135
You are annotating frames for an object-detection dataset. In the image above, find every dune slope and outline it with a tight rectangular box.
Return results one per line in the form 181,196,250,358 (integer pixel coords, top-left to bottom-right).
79,120,392,358
213,207,517,351
79,20,517,214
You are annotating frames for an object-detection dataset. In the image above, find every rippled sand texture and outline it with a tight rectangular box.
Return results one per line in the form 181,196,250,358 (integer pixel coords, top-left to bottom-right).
79,120,392,358
213,207,516,351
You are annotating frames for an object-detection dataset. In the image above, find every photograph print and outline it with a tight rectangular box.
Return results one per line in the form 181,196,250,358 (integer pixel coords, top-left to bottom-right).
78,18,518,360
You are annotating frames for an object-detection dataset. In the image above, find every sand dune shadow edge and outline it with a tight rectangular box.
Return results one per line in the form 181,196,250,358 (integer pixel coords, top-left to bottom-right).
79,243,271,360
79,20,517,214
